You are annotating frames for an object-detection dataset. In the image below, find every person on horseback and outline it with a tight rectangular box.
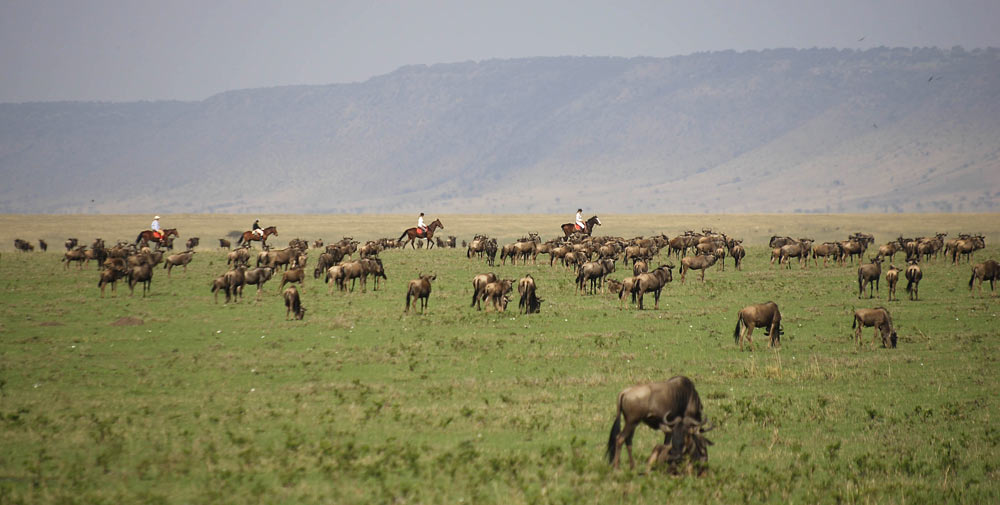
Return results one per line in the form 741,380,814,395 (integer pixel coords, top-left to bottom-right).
575,209,585,232
151,215,163,240
417,213,428,237
252,219,264,239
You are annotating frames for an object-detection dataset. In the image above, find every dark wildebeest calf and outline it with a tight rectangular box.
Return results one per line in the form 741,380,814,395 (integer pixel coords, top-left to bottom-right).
733,301,783,351
607,376,713,471
853,307,897,348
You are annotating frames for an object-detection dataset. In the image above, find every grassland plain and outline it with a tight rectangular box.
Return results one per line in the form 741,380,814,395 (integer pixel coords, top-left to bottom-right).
0,214,998,504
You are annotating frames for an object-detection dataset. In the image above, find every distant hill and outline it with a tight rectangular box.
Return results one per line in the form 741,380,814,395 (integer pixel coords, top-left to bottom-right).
1,47,998,214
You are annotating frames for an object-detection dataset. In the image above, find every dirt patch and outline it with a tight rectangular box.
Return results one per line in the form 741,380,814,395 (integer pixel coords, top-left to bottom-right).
110,317,144,327
38,321,63,327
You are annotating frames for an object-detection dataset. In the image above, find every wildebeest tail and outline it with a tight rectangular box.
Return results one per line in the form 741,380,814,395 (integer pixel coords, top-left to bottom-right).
733,312,743,344
606,393,624,464
968,267,977,290
405,288,412,311
906,276,914,293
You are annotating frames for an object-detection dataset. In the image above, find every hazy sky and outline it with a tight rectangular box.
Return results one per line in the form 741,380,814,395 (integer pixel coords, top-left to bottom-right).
2,0,998,103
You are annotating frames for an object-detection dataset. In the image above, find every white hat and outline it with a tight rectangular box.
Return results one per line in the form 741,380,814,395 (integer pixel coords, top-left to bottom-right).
154,215,160,219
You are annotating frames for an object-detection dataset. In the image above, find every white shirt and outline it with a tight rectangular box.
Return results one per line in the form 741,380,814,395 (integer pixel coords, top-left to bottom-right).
151,219,160,232
575,212,584,225
418,216,426,228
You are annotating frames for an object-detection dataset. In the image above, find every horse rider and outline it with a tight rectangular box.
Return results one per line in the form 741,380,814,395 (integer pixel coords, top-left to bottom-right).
575,209,585,232
252,219,264,239
417,213,428,237
151,215,163,240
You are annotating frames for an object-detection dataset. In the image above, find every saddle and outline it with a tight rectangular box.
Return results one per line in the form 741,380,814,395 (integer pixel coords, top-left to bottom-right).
574,224,584,232
416,228,427,238
152,230,163,240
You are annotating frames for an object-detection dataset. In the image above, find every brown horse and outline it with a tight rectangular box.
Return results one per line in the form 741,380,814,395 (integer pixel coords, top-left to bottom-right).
398,219,443,249
135,228,178,246
237,226,278,248
561,216,601,237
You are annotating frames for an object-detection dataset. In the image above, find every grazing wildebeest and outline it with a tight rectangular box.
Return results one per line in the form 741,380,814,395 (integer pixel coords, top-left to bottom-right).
466,235,487,259
680,254,717,283
399,219,444,249
561,215,601,237
518,274,542,314
857,257,883,299
733,302,782,351
885,265,901,302
618,276,639,309
362,258,387,291
606,376,713,470
237,226,278,248
481,279,514,313
905,261,922,301
853,308,897,348
185,237,200,250
163,251,195,277
127,263,154,297
219,238,232,250
65,238,79,251
243,266,274,300
632,265,674,310
969,259,1000,296
405,274,435,313
471,272,498,310
605,278,623,296
283,286,306,320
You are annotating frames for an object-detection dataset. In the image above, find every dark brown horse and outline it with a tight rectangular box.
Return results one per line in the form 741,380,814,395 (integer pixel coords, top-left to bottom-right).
237,226,278,248
135,228,178,246
398,219,443,249
561,215,601,237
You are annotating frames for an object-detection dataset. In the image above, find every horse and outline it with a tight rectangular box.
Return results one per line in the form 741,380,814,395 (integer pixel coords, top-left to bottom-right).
561,216,601,237
398,219,443,249
237,226,278,248
135,228,178,247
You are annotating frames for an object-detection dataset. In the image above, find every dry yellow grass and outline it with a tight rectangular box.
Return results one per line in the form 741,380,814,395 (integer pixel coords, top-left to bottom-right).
1,213,997,250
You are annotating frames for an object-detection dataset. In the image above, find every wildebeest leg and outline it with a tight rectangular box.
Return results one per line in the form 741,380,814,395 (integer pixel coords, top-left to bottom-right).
653,288,661,310
743,325,754,352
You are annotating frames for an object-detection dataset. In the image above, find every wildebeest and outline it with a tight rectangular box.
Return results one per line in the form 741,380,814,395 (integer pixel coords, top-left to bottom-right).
227,247,250,268
98,267,127,297
219,238,232,249
283,286,306,320
65,238,79,251
480,279,514,313
606,376,712,470
185,237,200,250
63,246,87,269
857,257,883,299
277,267,307,293
812,242,843,267
405,274,435,313
363,258,387,291
484,239,498,267
885,265,900,302
37,239,47,252
127,263,154,297
243,266,274,300
223,267,246,303
325,265,347,294
969,259,999,296
680,254,717,283
733,302,782,351
632,265,674,310
470,272,498,310
952,235,986,264
904,261,922,301
210,275,228,304
728,240,745,271
518,274,542,314
576,258,616,294
163,251,195,277
852,307,897,348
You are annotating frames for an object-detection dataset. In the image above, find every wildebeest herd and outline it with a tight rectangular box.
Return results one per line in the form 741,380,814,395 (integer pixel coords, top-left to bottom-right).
11,222,996,473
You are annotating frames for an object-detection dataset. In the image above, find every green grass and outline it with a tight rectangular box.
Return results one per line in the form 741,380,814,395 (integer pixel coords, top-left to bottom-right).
0,214,998,504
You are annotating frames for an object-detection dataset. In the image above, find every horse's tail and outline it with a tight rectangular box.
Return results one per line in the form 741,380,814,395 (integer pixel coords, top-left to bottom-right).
135,232,143,245
733,312,743,344
236,235,244,246
398,230,409,242
606,392,624,464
